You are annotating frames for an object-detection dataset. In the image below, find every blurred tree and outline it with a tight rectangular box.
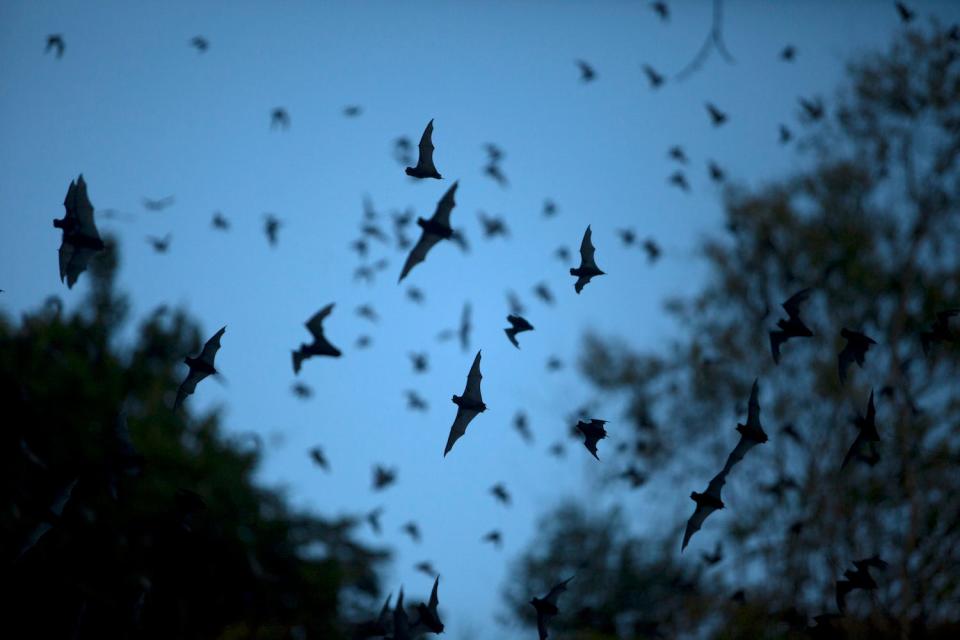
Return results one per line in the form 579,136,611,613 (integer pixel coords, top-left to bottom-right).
0,243,388,639
508,23,960,639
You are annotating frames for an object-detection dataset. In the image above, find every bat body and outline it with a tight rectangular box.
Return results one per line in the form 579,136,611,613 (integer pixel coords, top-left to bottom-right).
543,199,558,217
292,304,342,373
770,289,814,363
372,465,397,490
720,379,768,475
53,175,105,288
780,45,796,61
270,108,290,129
651,1,669,21
530,576,574,640
174,326,226,409
841,390,881,470
681,469,727,551
444,350,486,456
920,309,958,356
669,171,690,192
409,352,429,373
45,34,65,58
642,64,664,88
263,214,281,246
482,530,503,547
398,182,458,282
504,315,534,348
575,60,596,82
405,119,442,179
706,102,728,126
414,576,444,633
190,36,209,52
838,328,877,384
836,556,887,612
309,446,329,471
576,419,608,460
490,483,511,505
570,225,605,293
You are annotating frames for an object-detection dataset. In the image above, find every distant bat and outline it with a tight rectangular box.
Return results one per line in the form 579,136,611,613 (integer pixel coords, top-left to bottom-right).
45,34,65,58
444,350,486,456
372,465,397,491
356,592,392,637
490,483,511,505
484,163,509,188
190,36,209,52
292,304,342,373
570,225,605,293
642,238,661,263
546,356,563,371
705,102,728,126
366,507,383,535
343,105,362,117
211,212,230,230
920,309,958,356
548,442,565,458
669,171,690,192
841,390,881,470
668,146,688,163
507,290,525,315
406,286,425,304
405,119,442,179
354,265,375,283
459,302,472,352
543,199,558,217
401,521,421,543
620,466,647,488
617,228,637,246
394,136,414,166
651,1,669,21
414,576,444,633
642,64,664,88
398,182,459,282
707,161,725,182
575,60,596,82
798,97,824,122
415,561,437,578
836,556,888,613
780,45,796,61
270,108,290,129
895,2,915,23
405,390,428,411
838,328,877,384
779,124,793,144
513,411,533,443
174,326,226,409
142,196,175,211
351,238,368,258
362,222,390,244
484,143,504,163
554,246,572,263
356,304,379,323
147,234,172,253
482,530,503,548
530,576,574,640
356,335,372,349
309,446,329,471
702,542,723,566
263,214,283,247
504,315,534,348
53,175,105,288
291,381,313,399
681,469,727,551
409,352,429,373
478,212,509,238
769,289,814,364
576,419,608,459
719,379,768,475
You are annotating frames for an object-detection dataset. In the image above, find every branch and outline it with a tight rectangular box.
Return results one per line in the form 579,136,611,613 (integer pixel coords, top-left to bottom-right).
675,0,736,81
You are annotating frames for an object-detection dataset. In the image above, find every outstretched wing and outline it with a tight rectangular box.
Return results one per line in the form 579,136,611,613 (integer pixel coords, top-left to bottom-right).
720,435,760,476
462,350,483,403
198,326,226,367
429,181,458,228
429,575,440,608
444,406,479,456
579,225,597,269
305,304,335,341
682,471,727,551
408,119,439,176
505,327,519,348
544,576,574,607
399,231,443,282
175,369,209,409
59,245,100,289
782,288,811,319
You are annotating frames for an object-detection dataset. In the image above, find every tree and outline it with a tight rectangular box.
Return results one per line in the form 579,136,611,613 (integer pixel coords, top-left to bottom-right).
0,242,389,639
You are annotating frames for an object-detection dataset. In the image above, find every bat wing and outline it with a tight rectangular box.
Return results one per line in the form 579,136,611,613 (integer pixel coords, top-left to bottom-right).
537,612,550,640
59,244,99,288
305,304,335,340
505,327,519,348
175,368,209,409
429,181,458,228
574,273,592,294
720,436,757,476
746,379,762,431
769,330,786,364
429,576,440,608
682,501,719,551
840,431,865,470
198,326,226,366
398,229,443,282
459,302,471,351
579,225,597,269
782,288,811,319
462,350,483,403
70,176,101,241
443,406,479,456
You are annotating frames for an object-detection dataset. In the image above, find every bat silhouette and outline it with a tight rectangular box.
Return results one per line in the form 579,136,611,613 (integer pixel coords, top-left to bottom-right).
701,542,723,566
546,356,563,371
543,199,558,217
263,214,282,247
769,288,814,364
291,381,313,399
17,477,79,560
372,465,397,491
361,222,390,244
651,1,669,21
798,97,825,122
838,328,877,384
478,212,509,238
719,379,768,475
406,287,425,304
459,302,472,352
513,410,533,443
484,163,509,188
405,119,442,179
707,161,725,182
351,238,368,258
920,309,958,356
444,350,486,456
570,225,605,293
270,108,290,130
681,469,727,551
292,304,342,373
836,556,888,612
53,175,105,288
394,136,414,166
415,561,437,578
355,592,392,637
142,196,175,211
174,326,226,410
668,146,688,163
530,576,574,640
548,442,565,457
401,521,421,543
147,234,172,253
398,182,459,282
507,290,526,315
575,60,596,82
211,212,230,230
706,102,728,126
405,390,428,411
504,315,534,348
414,576,444,633
669,171,690,192
343,105,362,117
45,34,65,58
482,530,503,548
841,390,881,470
409,352,429,373
484,143,504,163
309,446,329,471
490,483,511,505
576,419,608,459
190,36,209,52
643,239,661,263
392,588,413,640
366,507,383,535
779,124,793,144
642,64,664,88
617,228,637,246
356,304,379,323
620,465,648,488
554,246,572,263
356,335,372,349
895,2,915,23
780,45,796,61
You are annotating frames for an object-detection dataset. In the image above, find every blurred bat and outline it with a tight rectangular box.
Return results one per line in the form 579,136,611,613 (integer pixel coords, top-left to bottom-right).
841,390,881,470
394,136,414,166
920,309,958,356
701,542,723,566
546,356,563,371
707,160,725,183
459,302,472,352
651,1,669,21
554,246,572,263
619,466,647,488
895,2,915,23
570,225,605,293
409,352,429,373
836,556,887,612
398,182,459,281
356,304,379,323
575,59,596,82
642,238,661,263
681,469,727,551
405,119,442,179
576,419,608,460
406,286,425,304
769,289,814,364
405,390,428,411
401,521,421,543
513,410,533,443
490,483,511,506
366,507,383,535
444,350,486,456
548,442,565,458
174,326,226,409
271,108,290,129
507,290,525,315
45,34,65,58
482,530,503,548
484,163,509,188
780,45,796,61
668,146,688,163
211,212,230,230
53,175,105,288
504,315,534,348
642,64,664,88
292,304,342,373
719,379,768,475
372,465,397,491
190,36,209,52
142,196,175,211
484,143,504,163
543,199,558,217
292,381,313,400
530,576,574,640
414,576,444,633
309,446,329,472
669,171,690,192
838,328,877,384
478,212,509,238
706,102,728,126
798,97,824,122
343,105,362,117
779,124,793,144
146,234,172,253
263,214,282,247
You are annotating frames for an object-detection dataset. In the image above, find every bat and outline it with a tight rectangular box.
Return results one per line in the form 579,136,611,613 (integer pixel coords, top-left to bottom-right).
920,309,958,356
668,146,688,163
361,223,390,244
570,225,605,293
366,507,383,535
507,290,525,315
459,302,472,352
394,136,414,166
190,36,209,52
45,34,65,58
444,350,486,456
355,592,392,637
211,212,230,230
642,64,664,88
707,161,725,183
504,315,534,348
780,45,796,61
798,97,824,122
779,124,793,144
548,442,565,457
669,171,690,192
681,469,727,551
546,356,563,371
513,410,533,443
309,446,329,471
575,59,596,82
174,326,226,409
895,2,915,23
53,175,105,288
617,228,637,246
490,483,511,505
147,234,172,253
414,576,444,633
484,143,504,163
270,108,290,129
401,521,421,543
292,304,342,373
263,214,282,247
406,286,425,304
398,182,458,282
343,105,362,117
543,199,558,217
405,119,442,179
576,419,608,460
482,530,502,548
619,466,647,488
719,379,768,476
409,352,429,373
530,576,574,640
484,163,509,188
836,556,887,612
415,561,437,578
356,304,379,323
392,588,413,640
372,465,397,490
478,212,509,238
705,102,728,126
643,238,661,263
701,542,723,566
405,390,428,411
350,238,368,258
838,328,877,384
841,390,881,470
142,196,175,211
554,246,572,263
355,335,372,349
651,1,669,21
769,288,814,364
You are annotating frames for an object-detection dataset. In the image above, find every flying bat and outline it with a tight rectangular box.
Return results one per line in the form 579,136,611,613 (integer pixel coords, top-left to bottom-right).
620,466,647,488
490,483,511,505
570,225,605,293
546,356,563,371
484,143,505,163
643,238,661,263
372,465,397,491
507,290,525,315
702,542,723,566
405,119,442,179
406,286,425,304
270,108,290,129
705,102,728,126
392,588,413,640
405,390,428,411
780,45,796,61
504,315,534,348
484,163,509,188
398,182,459,282
309,446,329,472
841,390,881,470
444,350,486,456
576,419,608,460
478,212,509,238
366,507,383,535
355,592,392,637
291,381,313,399
681,469,727,551
769,288,814,364
554,246,572,263
409,352,429,373
707,161,725,183
394,136,414,166
142,196,175,211
895,2,915,23
414,576,444,634
798,97,825,122
147,234,172,253
575,60,596,82
651,1,669,21
836,556,887,612
779,124,793,144
343,105,362,117
482,530,503,548
617,228,637,246
190,36,209,52
356,304,379,323
719,379,768,475
174,326,226,409
401,521,421,543
530,576,574,640
920,309,958,356
53,175,105,288
669,171,690,192
548,442,565,457
292,304,342,373
356,335,372,349
211,212,230,230
263,214,282,247
459,302,472,352
668,146,688,163
543,199,558,217
513,410,533,443
838,328,877,384
45,34,65,58
642,64,664,88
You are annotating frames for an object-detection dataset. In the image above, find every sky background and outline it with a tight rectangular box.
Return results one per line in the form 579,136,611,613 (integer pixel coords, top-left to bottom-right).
2,1,959,638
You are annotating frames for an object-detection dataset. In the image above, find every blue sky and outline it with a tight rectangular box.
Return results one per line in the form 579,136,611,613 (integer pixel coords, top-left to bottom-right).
2,1,958,637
